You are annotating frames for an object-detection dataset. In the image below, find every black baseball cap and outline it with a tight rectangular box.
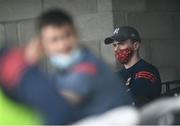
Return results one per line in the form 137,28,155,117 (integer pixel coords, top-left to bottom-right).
104,26,141,45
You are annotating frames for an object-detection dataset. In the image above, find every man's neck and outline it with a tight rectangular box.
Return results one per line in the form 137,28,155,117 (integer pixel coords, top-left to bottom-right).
124,54,141,69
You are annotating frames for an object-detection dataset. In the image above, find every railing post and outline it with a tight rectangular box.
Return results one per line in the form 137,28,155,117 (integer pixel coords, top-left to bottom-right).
166,84,170,92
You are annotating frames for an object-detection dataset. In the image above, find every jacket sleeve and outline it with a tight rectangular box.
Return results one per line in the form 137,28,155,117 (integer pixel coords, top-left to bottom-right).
130,70,161,105
0,48,29,90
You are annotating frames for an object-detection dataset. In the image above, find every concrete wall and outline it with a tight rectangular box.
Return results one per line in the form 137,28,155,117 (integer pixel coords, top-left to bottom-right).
0,0,180,85
112,0,180,87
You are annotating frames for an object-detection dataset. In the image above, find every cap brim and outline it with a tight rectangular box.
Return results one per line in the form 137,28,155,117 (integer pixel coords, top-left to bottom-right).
104,37,114,45
104,36,129,45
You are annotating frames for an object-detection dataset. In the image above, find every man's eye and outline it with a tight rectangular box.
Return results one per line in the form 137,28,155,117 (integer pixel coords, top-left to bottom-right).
113,44,116,47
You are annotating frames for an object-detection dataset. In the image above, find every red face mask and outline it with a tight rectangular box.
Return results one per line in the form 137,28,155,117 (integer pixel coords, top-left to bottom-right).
115,48,133,64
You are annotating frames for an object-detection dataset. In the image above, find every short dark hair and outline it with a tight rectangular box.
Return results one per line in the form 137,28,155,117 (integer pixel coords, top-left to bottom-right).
36,8,74,32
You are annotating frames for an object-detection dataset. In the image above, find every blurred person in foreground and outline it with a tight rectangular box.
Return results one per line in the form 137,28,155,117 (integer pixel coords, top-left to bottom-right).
0,9,132,124
0,41,73,125
36,9,132,121
104,26,162,107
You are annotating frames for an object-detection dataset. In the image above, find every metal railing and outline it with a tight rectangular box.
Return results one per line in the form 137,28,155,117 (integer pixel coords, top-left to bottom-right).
162,79,180,94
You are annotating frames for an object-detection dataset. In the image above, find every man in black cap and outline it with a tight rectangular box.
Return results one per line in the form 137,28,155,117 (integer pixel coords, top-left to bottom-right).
104,26,162,107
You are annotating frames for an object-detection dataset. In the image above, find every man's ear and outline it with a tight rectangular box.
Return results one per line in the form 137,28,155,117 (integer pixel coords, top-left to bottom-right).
133,41,140,51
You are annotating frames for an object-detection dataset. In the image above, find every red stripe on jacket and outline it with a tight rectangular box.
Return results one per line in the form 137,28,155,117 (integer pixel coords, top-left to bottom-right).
72,62,97,75
135,71,157,83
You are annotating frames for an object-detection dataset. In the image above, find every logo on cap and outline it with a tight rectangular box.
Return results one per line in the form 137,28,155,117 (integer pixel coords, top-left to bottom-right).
113,28,119,34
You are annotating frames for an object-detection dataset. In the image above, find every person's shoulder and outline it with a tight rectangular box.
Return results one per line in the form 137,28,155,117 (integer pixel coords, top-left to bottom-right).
77,47,113,75
72,62,98,76
134,59,161,82
79,47,99,63
136,59,159,74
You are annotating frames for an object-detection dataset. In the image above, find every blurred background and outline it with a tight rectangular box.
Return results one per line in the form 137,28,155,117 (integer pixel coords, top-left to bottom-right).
0,0,180,92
